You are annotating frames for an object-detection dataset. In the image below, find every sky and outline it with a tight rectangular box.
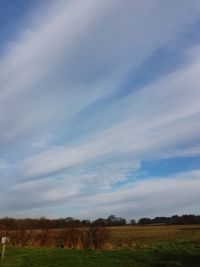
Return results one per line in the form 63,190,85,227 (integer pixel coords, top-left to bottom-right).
0,0,200,220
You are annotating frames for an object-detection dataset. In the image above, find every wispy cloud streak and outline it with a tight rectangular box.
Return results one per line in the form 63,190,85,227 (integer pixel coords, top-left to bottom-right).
0,0,200,217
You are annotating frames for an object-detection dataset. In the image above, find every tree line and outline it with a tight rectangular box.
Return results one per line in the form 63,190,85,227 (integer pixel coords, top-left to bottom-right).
0,214,199,230
137,215,200,225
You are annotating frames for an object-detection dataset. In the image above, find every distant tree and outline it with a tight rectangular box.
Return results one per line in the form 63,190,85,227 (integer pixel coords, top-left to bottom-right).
65,217,75,228
151,217,171,225
107,215,116,221
0,214,200,230
117,217,126,226
171,215,180,225
179,214,200,225
92,218,107,227
107,215,126,226
138,218,152,225
81,219,91,227
130,219,136,225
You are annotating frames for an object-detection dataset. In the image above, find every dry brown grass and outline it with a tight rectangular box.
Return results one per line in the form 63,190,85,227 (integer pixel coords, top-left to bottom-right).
108,225,200,247
0,227,109,249
1,225,200,249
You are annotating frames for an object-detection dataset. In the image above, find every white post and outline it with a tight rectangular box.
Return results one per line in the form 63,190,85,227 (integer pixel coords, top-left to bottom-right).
1,244,6,260
1,237,7,260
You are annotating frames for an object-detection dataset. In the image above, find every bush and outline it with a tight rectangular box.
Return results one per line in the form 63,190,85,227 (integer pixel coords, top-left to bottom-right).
0,227,110,249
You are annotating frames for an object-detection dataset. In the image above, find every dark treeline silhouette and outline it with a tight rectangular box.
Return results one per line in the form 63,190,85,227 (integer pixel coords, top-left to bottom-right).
138,215,200,225
0,215,126,230
0,214,200,230
92,215,126,227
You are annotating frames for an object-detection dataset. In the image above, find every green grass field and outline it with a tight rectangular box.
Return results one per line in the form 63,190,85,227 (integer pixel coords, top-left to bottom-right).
1,225,200,267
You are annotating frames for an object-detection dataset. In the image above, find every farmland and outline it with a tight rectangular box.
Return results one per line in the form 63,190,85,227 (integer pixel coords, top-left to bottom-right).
1,225,200,266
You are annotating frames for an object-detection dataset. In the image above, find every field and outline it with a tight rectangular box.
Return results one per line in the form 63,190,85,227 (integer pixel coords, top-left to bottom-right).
1,225,200,267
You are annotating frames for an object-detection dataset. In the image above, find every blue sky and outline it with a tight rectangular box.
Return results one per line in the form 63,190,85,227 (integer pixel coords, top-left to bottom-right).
0,0,200,219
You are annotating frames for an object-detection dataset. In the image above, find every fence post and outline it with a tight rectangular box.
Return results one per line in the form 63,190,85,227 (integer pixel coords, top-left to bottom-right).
1,237,8,260
1,244,6,260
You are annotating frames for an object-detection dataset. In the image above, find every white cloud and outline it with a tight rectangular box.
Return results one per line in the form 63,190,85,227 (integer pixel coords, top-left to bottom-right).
1,169,200,219
1,0,200,144
0,159,10,170
77,170,200,219
17,47,200,180
0,0,200,217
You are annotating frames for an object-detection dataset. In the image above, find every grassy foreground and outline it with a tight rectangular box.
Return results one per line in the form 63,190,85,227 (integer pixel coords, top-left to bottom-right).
1,225,200,266
1,241,200,267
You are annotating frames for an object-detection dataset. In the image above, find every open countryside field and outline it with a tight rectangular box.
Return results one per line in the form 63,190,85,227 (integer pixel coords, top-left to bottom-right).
109,225,200,247
1,225,200,267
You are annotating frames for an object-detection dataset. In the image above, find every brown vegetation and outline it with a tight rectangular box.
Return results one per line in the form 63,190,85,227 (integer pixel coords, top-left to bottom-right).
0,214,200,250
1,224,200,250
0,227,109,249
